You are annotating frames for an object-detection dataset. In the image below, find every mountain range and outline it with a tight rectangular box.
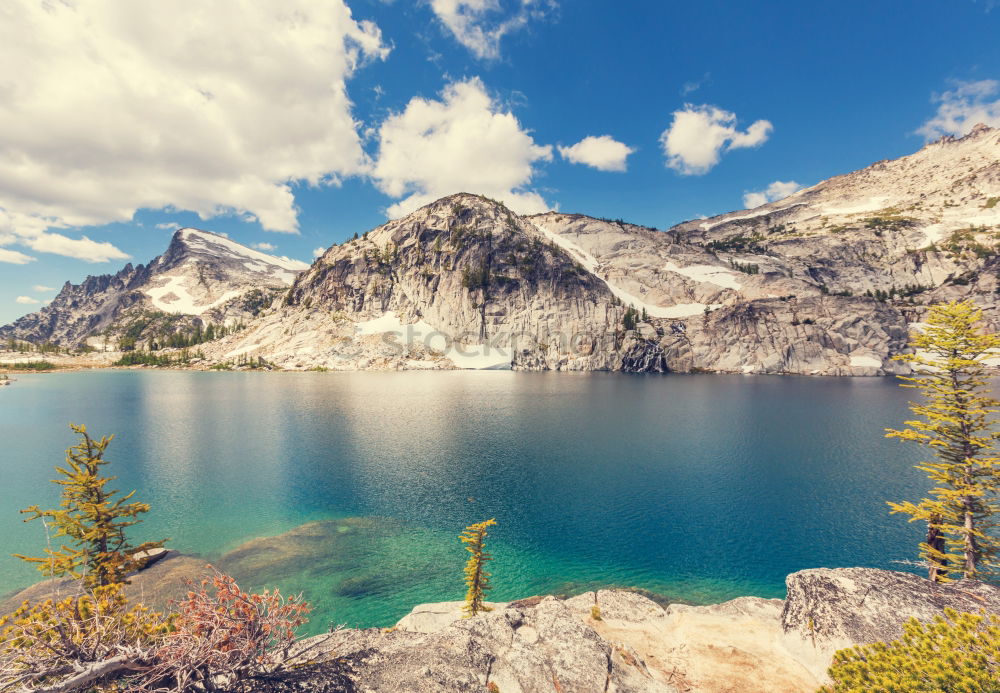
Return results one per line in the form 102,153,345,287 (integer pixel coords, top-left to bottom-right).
4,123,999,374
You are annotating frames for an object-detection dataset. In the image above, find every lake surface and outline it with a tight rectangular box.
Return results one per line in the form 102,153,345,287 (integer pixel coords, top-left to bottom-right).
0,370,928,634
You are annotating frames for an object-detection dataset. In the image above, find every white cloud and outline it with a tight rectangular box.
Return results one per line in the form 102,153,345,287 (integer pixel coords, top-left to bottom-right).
372,78,554,218
558,135,635,172
253,242,278,252
32,285,55,293
313,247,327,258
743,180,802,209
430,0,551,60
681,72,711,96
0,210,129,263
155,223,178,230
0,1,388,263
15,296,39,305
660,104,773,175
917,79,1000,139
0,248,35,264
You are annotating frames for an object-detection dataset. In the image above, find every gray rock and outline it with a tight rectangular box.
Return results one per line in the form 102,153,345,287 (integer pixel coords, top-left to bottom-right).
288,595,676,693
780,567,1000,680
394,600,509,634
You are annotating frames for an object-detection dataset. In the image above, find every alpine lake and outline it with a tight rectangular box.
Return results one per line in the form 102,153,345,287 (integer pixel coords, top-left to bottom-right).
0,370,930,635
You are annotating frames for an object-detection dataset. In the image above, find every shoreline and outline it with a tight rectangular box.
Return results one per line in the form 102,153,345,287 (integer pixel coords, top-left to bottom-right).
0,360,909,377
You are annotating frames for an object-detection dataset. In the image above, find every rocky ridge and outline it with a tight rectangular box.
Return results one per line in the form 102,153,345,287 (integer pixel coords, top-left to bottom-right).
3,125,1000,374
0,228,308,348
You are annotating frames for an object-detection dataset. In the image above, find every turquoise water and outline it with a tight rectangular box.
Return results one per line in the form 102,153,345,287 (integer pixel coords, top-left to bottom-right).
0,371,928,633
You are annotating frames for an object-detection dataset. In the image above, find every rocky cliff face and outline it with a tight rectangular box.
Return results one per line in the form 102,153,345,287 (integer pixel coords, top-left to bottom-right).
524,123,1000,375
0,228,308,347
196,194,640,371
5,125,1000,373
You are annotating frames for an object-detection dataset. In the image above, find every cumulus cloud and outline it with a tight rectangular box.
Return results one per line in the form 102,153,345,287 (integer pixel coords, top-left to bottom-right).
743,180,802,209
0,0,388,263
15,296,39,305
372,78,553,218
32,285,55,293
660,104,773,175
0,248,35,265
253,242,278,252
313,247,327,258
430,0,552,60
0,210,128,263
917,79,1000,139
558,135,635,172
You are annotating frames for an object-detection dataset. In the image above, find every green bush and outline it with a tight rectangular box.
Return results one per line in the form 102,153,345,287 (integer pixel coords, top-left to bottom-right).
821,608,999,693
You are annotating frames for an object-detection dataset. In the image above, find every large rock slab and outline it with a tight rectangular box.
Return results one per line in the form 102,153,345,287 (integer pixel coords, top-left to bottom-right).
780,567,1000,680
394,600,509,634
289,594,676,693
562,590,819,693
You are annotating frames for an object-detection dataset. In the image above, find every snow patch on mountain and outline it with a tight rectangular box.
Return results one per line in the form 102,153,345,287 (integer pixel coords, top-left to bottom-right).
663,261,743,290
179,228,309,277
354,312,512,369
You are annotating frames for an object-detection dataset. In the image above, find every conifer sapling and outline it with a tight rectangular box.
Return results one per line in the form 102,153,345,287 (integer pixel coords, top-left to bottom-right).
460,518,496,617
16,423,166,588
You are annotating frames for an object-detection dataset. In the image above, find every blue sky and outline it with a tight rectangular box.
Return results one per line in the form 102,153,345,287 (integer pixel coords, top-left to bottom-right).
1,0,999,324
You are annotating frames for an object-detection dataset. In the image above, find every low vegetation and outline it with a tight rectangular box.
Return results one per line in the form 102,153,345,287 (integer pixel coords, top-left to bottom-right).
822,609,999,692
3,338,65,354
863,284,930,302
939,227,996,259
113,349,200,367
0,360,58,371
208,353,271,371
862,214,917,233
704,233,766,253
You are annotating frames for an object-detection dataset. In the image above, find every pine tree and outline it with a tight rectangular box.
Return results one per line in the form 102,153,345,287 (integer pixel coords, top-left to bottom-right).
460,518,496,616
886,300,1000,581
623,306,639,331
17,424,166,588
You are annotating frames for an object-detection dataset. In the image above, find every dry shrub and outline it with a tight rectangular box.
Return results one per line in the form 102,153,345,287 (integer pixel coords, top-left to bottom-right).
134,571,310,692
0,583,169,691
0,572,309,693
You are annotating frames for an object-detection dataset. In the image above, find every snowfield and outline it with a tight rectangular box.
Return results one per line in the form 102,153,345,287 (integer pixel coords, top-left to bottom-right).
146,275,241,315
354,312,512,369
